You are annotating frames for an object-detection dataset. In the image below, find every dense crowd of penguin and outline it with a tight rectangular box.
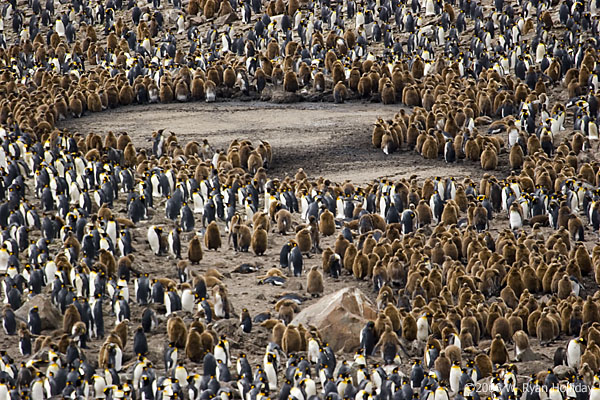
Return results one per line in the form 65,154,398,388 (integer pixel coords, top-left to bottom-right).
2,0,600,397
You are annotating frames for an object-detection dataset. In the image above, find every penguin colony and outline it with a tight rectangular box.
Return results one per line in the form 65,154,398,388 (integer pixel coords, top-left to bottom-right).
2,0,600,397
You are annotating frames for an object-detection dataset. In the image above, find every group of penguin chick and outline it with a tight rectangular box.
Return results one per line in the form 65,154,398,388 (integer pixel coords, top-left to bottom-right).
5,123,600,400
4,0,600,397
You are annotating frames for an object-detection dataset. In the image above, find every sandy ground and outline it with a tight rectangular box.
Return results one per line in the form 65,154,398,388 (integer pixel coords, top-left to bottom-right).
59,99,493,184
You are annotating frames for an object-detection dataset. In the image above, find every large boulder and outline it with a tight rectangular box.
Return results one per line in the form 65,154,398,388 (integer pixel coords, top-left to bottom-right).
291,287,377,353
16,295,62,331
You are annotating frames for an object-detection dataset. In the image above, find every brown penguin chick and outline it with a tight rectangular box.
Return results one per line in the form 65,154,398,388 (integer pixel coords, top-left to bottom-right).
489,333,510,364
123,142,137,167
352,251,369,280
175,80,190,102
308,215,320,253
381,82,396,104
375,323,402,362
583,296,600,324
440,201,458,225
402,313,418,342
536,310,556,345
188,0,200,14
474,353,493,378
557,274,573,299
480,145,498,170
295,228,312,254
283,70,299,92
334,234,350,260
306,266,324,297
218,0,233,16
275,209,292,235
118,83,135,105
185,326,204,362
159,82,174,103
262,320,285,345
462,137,480,162
205,79,217,102
333,81,348,103
568,214,584,241
198,329,215,355
321,248,334,273
491,316,512,343
319,208,336,236
247,151,263,174
231,223,252,252
421,136,438,160
434,350,452,382
461,312,481,345
282,325,302,354
167,314,187,348
500,286,519,310
191,76,205,100
509,143,524,170
574,243,592,276
221,67,235,89
402,85,421,106
512,330,531,361
187,235,203,264
358,74,373,98
288,0,300,14
204,221,221,250
472,203,489,232
416,199,433,227
372,122,386,148
313,71,325,92
278,303,296,325
506,266,524,298
251,227,268,256
204,0,216,18
381,132,398,154
63,304,81,334
98,204,113,221
113,320,129,348
253,212,271,233
68,93,83,117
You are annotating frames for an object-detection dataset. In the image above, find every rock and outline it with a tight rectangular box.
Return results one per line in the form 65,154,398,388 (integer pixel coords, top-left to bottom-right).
256,294,267,300
16,295,62,331
553,365,575,379
215,12,239,25
291,287,377,353
364,22,375,39
514,346,542,362
271,90,303,104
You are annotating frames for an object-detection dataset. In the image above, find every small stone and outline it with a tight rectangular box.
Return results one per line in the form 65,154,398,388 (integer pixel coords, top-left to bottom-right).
215,12,239,25
256,294,267,300
554,365,575,379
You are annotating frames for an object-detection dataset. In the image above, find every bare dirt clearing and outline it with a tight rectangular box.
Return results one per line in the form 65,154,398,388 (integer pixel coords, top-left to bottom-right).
59,101,489,183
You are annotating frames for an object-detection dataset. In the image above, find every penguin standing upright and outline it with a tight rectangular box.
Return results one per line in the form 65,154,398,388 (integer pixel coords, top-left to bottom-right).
360,321,376,356
566,337,584,368
133,326,148,356
180,202,195,232
509,202,523,230
240,308,252,333
168,228,182,259
288,242,303,276
147,226,163,255
401,209,416,234
2,305,16,335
